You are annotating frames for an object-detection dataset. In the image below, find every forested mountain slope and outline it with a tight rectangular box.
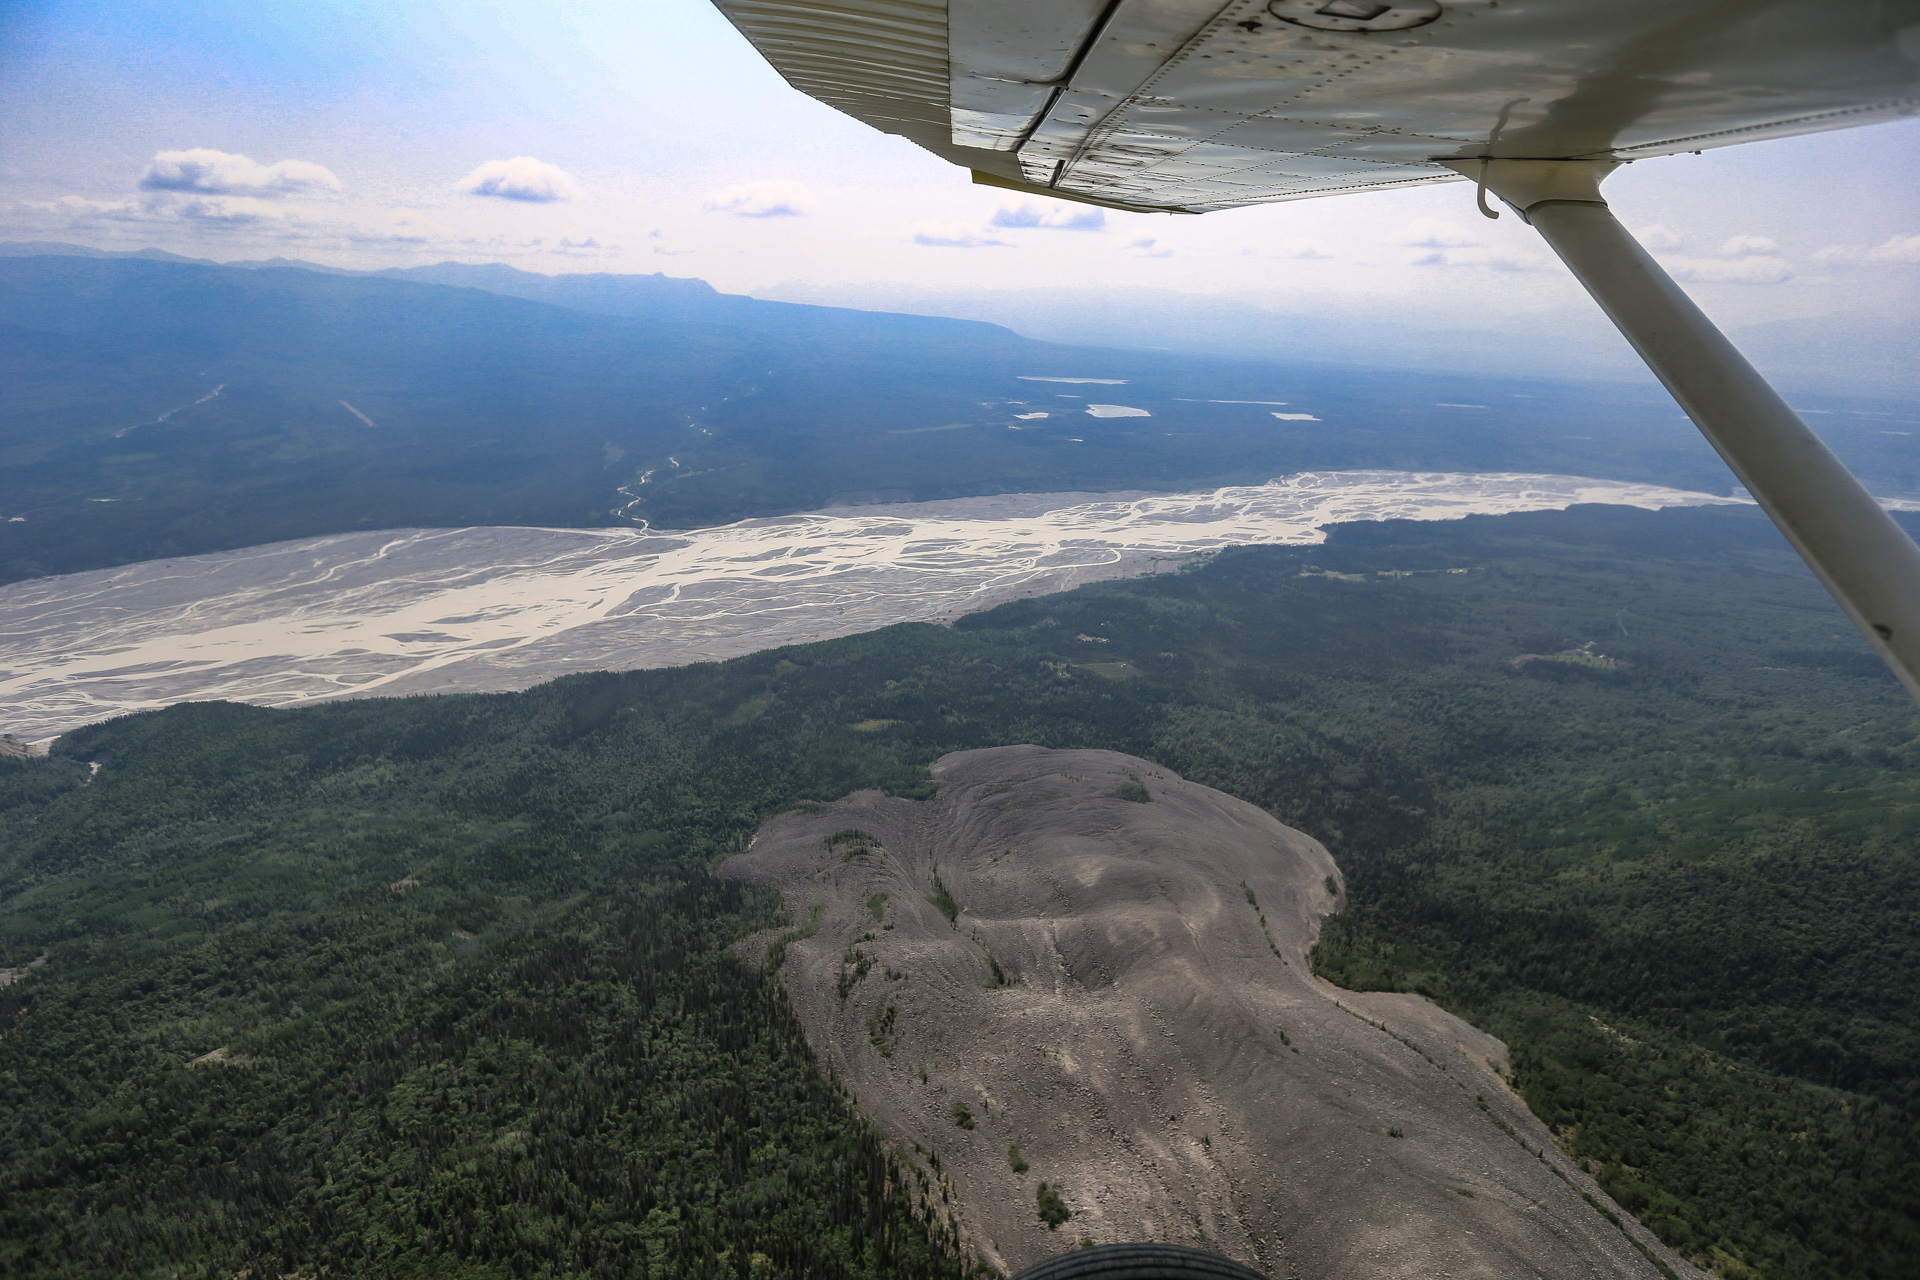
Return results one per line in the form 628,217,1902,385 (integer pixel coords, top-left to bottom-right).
1,504,1915,1279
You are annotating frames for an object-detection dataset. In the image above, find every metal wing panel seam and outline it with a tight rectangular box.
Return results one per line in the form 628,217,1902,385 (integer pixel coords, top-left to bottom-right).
1603,99,1920,155
715,0,950,141
1177,172,1458,208
1035,1,1257,190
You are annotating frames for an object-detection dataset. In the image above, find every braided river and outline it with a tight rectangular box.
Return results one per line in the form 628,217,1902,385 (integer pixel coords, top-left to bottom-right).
0,471,1742,744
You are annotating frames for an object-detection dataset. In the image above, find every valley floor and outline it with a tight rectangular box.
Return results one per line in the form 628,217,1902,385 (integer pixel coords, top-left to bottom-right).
0,471,1734,743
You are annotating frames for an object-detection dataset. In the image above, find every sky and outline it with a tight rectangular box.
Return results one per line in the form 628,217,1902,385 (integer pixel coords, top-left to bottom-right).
2,0,1917,392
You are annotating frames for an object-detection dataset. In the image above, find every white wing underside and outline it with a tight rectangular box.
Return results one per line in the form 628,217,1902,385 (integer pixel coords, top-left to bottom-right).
712,0,1920,213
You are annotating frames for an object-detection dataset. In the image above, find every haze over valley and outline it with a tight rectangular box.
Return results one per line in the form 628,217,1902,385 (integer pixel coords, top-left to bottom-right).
6,245,1915,588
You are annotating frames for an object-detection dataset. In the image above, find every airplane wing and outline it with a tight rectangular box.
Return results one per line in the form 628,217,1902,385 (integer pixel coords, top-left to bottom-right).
711,0,1920,213
710,0,1920,703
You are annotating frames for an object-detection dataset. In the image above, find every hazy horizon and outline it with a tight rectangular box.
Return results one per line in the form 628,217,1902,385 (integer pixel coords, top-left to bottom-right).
4,0,1917,397
5,234,1912,403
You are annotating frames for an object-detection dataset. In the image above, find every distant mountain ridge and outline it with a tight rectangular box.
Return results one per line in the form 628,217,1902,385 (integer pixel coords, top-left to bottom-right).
0,240,214,264
0,248,1052,582
0,240,1014,342
0,240,917,336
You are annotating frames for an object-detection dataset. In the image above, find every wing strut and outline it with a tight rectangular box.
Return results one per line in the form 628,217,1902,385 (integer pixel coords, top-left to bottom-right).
1449,159,1920,702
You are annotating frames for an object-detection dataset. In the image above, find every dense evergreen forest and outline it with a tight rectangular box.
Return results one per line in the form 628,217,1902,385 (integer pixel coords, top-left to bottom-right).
2,503,1916,1279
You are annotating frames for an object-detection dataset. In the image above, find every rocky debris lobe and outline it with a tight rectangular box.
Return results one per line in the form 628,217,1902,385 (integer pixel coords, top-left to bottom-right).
723,746,1692,1279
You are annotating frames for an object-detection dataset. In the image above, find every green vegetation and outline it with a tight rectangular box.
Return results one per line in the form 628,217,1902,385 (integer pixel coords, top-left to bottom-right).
0,504,1916,1278
762,895,824,975
836,939,876,1003
828,829,879,861
868,1004,897,1059
926,869,959,926
951,1104,974,1131
866,892,890,921
1241,882,1289,963
983,953,1014,990
1115,781,1153,803
0,681,968,1278
1036,1183,1071,1230
1008,1145,1028,1174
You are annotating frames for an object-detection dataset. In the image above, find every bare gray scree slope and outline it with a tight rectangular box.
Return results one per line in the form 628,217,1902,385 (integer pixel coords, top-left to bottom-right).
723,746,1695,1279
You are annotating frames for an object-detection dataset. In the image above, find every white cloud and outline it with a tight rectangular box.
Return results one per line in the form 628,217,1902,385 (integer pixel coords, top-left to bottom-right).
16,148,358,245
1395,216,1526,268
1667,255,1793,285
1483,254,1550,272
1867,234,1920,264
1651,232,1790,283
25,194,145,221
1085,404,1150,418
1813,234,1920,266
643,228,690,255
990,202,1105,232
1396,218,1479,250
912,222,1008,249
22,191,513,253
1127,238,1173,259
30,192,287,228
1402,234,1552,271
458,157,579,203
378,208,451,242
1637,224,1684,249
139,149,341,197
171,195,284,224
704,180,812,218
1285,241,1334,260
